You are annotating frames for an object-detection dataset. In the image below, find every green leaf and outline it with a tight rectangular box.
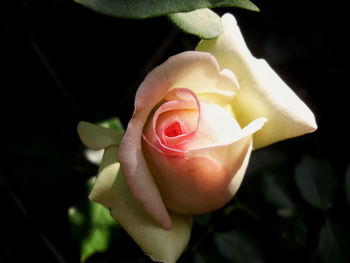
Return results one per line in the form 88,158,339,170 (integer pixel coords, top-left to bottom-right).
74,0,259,19
214,230,263,263
168,8,223,39
318,219,350,263
262,171,295,213
294,156,337,211
69,179,119,262
345,165,350,205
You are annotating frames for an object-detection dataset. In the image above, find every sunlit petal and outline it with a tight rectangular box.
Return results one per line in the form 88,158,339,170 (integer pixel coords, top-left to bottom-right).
196,13,317,148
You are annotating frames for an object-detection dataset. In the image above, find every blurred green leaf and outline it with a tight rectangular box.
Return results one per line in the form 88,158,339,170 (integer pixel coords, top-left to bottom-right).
69,179,119,262
74,0,259,19
294,156,337,211
345,165,350,205
262,171,295,213
318,219,350,263
168,8,222,39
214,230,263,263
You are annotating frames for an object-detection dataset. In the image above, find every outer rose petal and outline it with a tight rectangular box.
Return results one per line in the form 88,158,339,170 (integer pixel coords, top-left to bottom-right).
196,13,317,148
118,51,240,229
89,146,192,263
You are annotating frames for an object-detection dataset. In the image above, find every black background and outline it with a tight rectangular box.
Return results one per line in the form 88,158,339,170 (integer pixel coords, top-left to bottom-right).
1,0,349,262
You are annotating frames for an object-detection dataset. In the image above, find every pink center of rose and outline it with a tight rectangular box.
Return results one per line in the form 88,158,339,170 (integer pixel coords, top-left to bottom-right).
164,121,183,137
142,88,201,157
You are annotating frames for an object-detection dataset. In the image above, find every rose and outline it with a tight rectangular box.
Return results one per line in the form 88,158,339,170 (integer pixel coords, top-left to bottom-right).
141,85,266,216
121,51,267,229
78,13,317,263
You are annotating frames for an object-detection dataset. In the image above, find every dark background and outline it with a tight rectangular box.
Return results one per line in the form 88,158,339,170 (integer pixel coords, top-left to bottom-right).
1,0,349,262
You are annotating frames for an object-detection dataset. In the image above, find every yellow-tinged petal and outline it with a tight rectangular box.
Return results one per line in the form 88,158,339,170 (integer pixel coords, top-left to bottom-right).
77,121,123,150
169,55,239,106
90,146,192,263
196,14,317,148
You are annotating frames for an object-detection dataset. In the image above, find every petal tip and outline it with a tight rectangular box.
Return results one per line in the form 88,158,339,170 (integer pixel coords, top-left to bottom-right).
162,220,173,231
222,13,237,25
77,121,99,150
309,114,318,132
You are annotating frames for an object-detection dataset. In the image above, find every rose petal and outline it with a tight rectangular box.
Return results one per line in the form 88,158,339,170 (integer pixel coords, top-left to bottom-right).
142,116,266,214
196,13,317,148
119,51,238,229
153,89,199,151
89,146,192,263
169,58,239,106
142,133,251,214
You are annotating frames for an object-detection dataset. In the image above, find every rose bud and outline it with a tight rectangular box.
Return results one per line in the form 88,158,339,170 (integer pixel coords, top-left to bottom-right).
78,13,317,263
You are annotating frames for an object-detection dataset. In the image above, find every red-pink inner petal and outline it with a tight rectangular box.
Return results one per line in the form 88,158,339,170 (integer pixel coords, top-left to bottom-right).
164,121,183,137
148,88,201,157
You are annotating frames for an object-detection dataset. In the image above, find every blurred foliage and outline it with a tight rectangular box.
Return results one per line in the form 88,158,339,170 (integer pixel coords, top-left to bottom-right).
295,156,337,211
318,219,350,263
214,230,263,263
1,0,350,262
74,0,258,39
74,0,258,19
168,8,224,40
69,179,119,262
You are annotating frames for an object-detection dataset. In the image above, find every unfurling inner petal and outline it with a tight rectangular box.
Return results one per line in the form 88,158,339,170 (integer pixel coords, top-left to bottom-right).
164,121,183,137
144,87,247,156
143,88,201,157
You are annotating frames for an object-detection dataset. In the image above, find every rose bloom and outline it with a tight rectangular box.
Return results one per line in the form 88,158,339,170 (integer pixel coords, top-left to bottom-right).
78,14,316,263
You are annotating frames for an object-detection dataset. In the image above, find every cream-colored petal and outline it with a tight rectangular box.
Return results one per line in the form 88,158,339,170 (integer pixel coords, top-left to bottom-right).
169,54,239,106
90,146,192,263
77,121,123,150
186,101,242,150
196,13,317,148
